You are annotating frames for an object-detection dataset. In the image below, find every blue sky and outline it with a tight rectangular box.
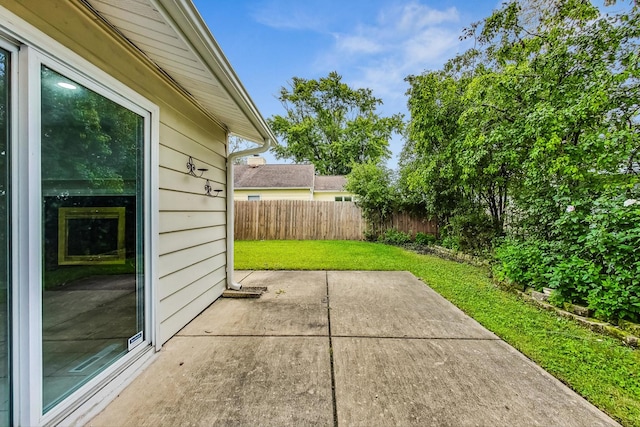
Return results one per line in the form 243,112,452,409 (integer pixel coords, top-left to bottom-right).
192,0,501,169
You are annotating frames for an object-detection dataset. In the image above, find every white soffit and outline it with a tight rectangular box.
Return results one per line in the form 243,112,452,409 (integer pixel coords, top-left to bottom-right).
83,0,275,145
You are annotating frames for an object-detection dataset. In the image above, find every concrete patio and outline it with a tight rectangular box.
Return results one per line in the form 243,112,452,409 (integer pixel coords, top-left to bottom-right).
89,270,618,426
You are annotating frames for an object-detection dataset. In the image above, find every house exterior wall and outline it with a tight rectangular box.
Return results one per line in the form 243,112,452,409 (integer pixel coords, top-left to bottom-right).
313,191,354,201
2,0,228,346
234,188,313,201
235,189,353,201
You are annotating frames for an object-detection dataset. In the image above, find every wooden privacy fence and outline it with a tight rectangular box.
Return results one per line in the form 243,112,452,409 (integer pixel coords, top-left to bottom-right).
369,212,438,238
234,200,437,240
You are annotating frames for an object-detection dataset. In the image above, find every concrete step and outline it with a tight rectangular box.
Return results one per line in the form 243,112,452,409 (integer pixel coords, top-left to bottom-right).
222,286,267,298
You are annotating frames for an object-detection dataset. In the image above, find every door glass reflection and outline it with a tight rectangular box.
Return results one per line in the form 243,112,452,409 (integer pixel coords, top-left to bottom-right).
40,66,145,412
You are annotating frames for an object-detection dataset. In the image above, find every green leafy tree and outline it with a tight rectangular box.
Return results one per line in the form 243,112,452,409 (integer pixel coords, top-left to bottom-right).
268,71,403,175
41,66,142,193
404,0,639,240
345,161,397,237
405,0,639,319
402,71,471,225
465,0,639,237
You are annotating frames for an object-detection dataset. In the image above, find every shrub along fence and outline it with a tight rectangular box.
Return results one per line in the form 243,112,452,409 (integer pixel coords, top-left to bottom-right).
234,200,437,240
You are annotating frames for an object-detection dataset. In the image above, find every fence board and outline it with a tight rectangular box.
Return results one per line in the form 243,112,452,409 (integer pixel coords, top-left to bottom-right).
234,200,437,240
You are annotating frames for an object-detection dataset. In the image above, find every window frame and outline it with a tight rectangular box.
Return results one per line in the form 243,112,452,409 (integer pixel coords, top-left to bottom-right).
0,35,17,427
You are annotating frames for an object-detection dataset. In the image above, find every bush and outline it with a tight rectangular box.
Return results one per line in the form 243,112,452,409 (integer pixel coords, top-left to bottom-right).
581,195,640,321
494,238,550,291
547,254,600,306
378,228,412,246
415,232,436,246
439,233,461,251
498,194,640,322
441,210,498,255
363,229,378,242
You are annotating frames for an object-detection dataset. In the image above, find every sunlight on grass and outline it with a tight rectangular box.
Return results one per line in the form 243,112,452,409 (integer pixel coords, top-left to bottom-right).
235,240,407,270
236,240,640,426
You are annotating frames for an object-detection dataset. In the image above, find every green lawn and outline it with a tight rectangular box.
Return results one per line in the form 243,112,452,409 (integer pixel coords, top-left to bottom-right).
235,240,640,427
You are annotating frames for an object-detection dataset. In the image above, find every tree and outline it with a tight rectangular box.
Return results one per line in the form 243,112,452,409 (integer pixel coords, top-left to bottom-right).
403,0,640,319
403,0,639,241
345,161,396,236
401,71,471,225
463,0,639,236
268,71,403,175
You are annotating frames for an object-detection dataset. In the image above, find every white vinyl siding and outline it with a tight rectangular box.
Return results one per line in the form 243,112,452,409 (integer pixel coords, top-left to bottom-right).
157,120,227,344
236,189,354,201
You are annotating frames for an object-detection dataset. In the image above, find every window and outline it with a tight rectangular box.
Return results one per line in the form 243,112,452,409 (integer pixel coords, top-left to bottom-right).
334,196,352,202
40,65,147,413
248,195,260,201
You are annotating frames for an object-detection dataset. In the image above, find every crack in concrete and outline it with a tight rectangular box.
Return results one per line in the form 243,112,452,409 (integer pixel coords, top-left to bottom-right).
326,271,339,427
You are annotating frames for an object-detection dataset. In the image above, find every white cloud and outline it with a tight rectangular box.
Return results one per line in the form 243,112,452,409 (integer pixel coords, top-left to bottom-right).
318,1,465,109
334,32,385,55
402,27,461,67
249,0,473,167
384,3,459,32
250,0,331,31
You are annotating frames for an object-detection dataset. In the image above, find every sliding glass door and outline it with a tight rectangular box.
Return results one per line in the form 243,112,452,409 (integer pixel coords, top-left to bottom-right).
0,30,154,422
40,65,145,412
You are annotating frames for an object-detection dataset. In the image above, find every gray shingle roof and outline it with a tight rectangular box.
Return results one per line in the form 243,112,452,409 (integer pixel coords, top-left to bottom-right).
314,175,347,191
234,164,315,188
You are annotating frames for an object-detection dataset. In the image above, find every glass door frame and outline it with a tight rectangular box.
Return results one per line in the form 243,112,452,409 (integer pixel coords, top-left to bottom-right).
10,40,158,427
0,36,17,427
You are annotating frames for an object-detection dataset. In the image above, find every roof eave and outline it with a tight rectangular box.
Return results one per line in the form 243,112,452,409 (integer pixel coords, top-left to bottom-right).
153,0,277,145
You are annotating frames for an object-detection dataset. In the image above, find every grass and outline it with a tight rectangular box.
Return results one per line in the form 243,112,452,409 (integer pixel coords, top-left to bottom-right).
236,240,640,427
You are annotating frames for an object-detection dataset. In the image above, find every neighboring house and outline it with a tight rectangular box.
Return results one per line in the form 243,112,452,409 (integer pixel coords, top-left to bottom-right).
234,158,353,201
313,175,351,202
0,1,275,425
235,163,316,200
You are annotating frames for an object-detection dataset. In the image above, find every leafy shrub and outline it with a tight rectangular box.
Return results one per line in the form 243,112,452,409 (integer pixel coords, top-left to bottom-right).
580,196,640,321
363,229,378,242
498,194,640,322
378,228,412,246
547,255,600,306
494,238,550,291
415,232,436,246
442,210,498,255
439,233,460,251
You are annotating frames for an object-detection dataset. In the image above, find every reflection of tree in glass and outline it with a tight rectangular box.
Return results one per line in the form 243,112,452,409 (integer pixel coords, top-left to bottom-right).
40,66,143,192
